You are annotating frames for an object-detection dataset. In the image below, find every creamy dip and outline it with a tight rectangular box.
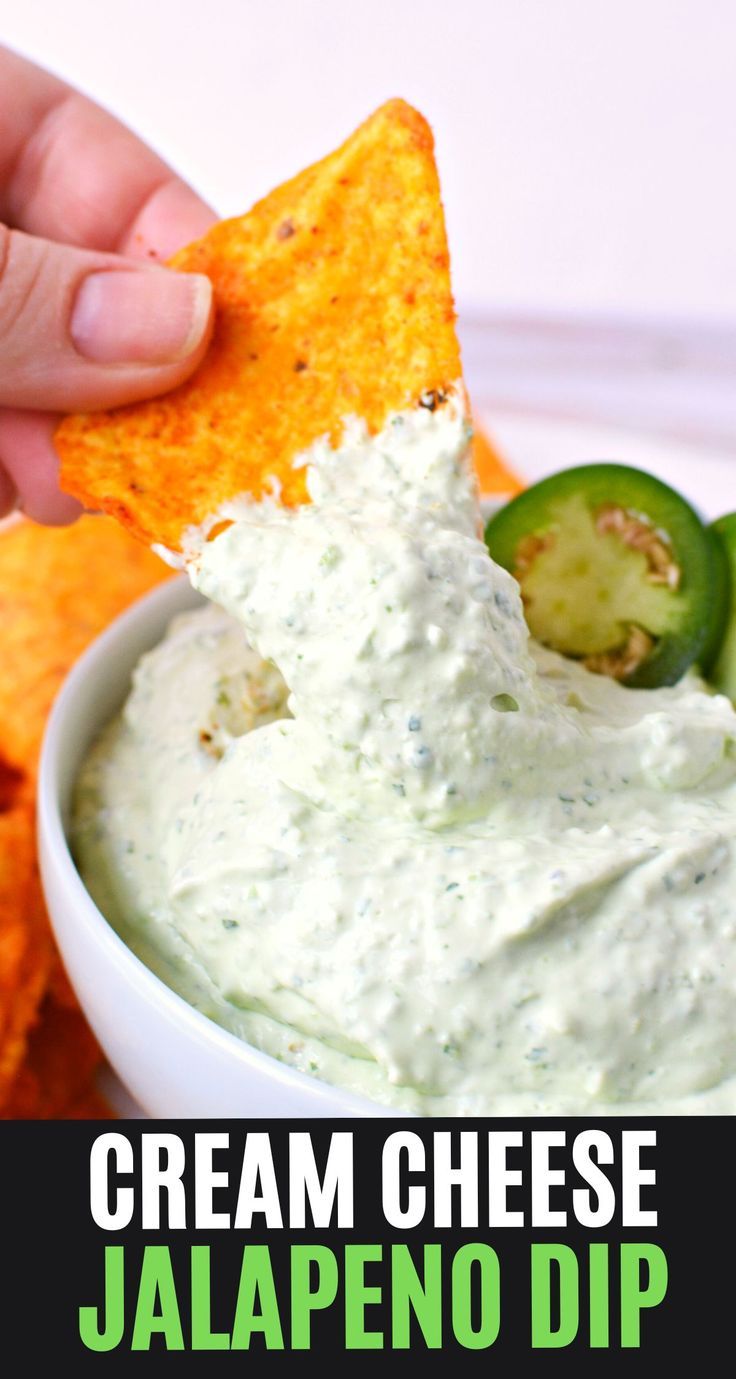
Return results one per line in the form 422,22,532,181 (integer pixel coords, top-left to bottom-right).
72,397,736,1114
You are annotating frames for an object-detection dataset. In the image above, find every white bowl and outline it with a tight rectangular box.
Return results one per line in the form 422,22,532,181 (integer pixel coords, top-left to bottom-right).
38,576,392,1118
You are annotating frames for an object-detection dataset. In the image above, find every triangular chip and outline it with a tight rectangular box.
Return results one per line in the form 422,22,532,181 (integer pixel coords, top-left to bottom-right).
57,99,464,552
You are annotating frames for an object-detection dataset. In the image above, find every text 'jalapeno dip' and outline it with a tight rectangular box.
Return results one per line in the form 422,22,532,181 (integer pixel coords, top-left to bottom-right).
72,395,736,1115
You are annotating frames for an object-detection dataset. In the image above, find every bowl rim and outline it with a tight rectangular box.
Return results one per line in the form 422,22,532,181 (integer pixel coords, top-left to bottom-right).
37,575,394,1118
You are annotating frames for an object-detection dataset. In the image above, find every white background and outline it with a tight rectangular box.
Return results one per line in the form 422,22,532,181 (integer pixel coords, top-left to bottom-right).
2,0,735,325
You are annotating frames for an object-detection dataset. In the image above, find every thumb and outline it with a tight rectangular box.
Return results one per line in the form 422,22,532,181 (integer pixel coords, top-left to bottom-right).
0,225,213,411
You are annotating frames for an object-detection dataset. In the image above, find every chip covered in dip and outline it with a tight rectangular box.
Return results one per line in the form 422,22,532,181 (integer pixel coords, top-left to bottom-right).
64,104,736,1116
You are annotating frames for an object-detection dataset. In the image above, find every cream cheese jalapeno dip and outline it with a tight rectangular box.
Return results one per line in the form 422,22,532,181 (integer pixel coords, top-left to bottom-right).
72,395,736,1115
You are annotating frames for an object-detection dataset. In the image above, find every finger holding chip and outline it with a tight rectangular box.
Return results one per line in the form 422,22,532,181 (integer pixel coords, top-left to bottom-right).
3,100,517,1118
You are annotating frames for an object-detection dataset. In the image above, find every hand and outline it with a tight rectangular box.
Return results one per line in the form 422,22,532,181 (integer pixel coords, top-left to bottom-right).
0,46,217,524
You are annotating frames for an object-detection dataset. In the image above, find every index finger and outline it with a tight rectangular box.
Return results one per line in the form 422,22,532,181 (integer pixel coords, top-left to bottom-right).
0,45,217,260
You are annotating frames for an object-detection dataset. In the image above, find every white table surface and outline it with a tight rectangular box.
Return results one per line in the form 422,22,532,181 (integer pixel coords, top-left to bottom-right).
464,312,736,461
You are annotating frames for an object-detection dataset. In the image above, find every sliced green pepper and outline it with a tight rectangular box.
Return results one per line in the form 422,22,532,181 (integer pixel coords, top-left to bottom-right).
709,513,736,701
484,463,728,688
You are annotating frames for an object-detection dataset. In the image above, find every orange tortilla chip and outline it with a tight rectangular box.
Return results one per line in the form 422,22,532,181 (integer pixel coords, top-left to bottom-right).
472,422,522,496
0,512,169,1118
0,514,170,773
1,994,111,1119
57,99,463,551
0,802,53,1106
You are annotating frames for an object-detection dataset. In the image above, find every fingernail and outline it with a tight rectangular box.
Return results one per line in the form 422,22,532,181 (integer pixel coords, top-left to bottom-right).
71,269,212,365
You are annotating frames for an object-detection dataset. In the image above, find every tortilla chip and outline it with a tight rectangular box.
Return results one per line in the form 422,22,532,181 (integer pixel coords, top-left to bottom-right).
472,422,522,496
45,950,83,1010
0,514,170,773
57,99,463,551
62,1088,114,1119
0,802,53,1105
1,993,111,1119
0,512,169,1118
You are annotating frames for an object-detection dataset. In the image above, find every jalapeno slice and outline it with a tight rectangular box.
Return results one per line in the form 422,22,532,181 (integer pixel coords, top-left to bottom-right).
484,463,728,688
709,513,736,701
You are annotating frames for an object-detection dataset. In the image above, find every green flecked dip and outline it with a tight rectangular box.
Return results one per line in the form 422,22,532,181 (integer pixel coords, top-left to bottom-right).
73,397,736,1115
